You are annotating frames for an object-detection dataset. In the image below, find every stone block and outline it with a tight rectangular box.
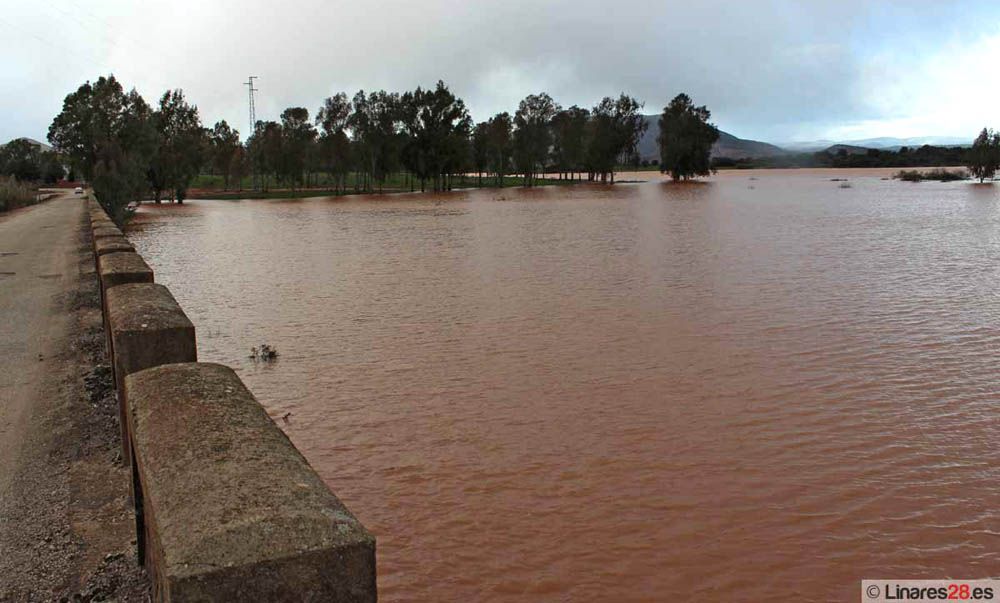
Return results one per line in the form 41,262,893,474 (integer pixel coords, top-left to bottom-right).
125,363,376,602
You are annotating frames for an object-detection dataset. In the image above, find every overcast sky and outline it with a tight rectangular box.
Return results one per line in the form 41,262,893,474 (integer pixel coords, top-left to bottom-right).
2,0,998,145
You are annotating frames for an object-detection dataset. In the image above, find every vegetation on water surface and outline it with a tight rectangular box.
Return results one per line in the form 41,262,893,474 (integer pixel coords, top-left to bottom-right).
895,169,968,182
0,176,38,212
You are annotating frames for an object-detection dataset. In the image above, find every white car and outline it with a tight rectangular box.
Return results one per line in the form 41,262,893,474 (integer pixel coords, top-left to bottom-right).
74,187,83,195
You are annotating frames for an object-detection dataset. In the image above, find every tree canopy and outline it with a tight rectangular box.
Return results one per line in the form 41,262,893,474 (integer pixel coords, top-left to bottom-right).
148,89,206,203
588,95,647,183
208,120,242,190
657,93,719,181
513,93,560,187
551,106,590,180
0,139,42,182
966,127,999,183
48,75,157,223
315,93,352,193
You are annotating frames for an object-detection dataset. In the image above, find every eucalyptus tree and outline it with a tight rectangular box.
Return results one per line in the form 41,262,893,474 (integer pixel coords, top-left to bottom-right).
434,84,473,190
48,75,156,224
316,92,353,192
279,107,316,189
472,121,490,186
209,120,241,190
400,81,472,192
485,112,513,186
587,99,615,182
347,91,376,191
586,95,646,183
48,75,127,182
228,144,246,191
368,91,403,192
348,90,407,191
613,95,648,174
966,127,1000,183
608,95,647,182
551,105,590,180
657,93,719,181
40,151,65,184
148,90,206,203
397,91,422,190
513,93,560,186
0,142,66,184
247,120,283,191
245,121,266,189
0,139,41,181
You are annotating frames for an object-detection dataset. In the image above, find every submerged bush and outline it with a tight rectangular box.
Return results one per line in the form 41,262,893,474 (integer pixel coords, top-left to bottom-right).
895,168,967,182
931,168,970,181
0,176,37,212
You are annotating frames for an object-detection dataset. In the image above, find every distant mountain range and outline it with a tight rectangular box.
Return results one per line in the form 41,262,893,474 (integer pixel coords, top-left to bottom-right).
780,136,970,153
635,116,970,161
821,144,874,156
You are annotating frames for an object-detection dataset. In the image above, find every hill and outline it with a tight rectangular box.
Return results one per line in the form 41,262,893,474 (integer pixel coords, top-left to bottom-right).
635,115,786,161
2,137,53,153
784,135,969,153
823,144,872,155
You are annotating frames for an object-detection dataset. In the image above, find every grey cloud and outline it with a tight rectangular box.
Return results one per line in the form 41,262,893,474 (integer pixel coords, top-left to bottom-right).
0,0,992,143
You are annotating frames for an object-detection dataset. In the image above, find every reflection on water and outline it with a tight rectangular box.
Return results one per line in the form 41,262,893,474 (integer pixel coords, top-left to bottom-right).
130,170,999,601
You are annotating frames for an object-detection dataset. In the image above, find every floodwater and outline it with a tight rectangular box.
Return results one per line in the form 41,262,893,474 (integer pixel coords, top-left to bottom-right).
129,169,999,601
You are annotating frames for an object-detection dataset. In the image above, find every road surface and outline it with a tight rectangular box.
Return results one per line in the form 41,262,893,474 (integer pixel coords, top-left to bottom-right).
0,193,148,600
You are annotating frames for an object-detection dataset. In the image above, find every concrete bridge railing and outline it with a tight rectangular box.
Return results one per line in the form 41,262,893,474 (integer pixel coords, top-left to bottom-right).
127,363,375,600
87,199,376,602
105,282,195,467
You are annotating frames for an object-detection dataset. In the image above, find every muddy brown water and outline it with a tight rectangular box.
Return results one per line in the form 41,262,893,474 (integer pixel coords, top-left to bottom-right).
129,169,999,601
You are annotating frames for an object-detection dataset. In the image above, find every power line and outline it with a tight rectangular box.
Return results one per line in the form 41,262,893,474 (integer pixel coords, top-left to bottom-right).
40,1,121,53
63,0,116,31
0,15,106,69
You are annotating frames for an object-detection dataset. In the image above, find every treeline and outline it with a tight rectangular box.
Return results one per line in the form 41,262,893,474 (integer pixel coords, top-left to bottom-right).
966,127,1000,182
713,144,968,170
47,76,207,224
0,139,65,184
48,75,720,223
236,84,652,194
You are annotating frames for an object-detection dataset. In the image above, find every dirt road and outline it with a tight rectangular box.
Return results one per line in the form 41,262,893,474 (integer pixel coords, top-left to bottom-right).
0,194,148,601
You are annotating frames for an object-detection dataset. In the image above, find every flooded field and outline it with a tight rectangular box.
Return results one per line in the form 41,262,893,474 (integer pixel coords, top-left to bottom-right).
129,169,999,601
